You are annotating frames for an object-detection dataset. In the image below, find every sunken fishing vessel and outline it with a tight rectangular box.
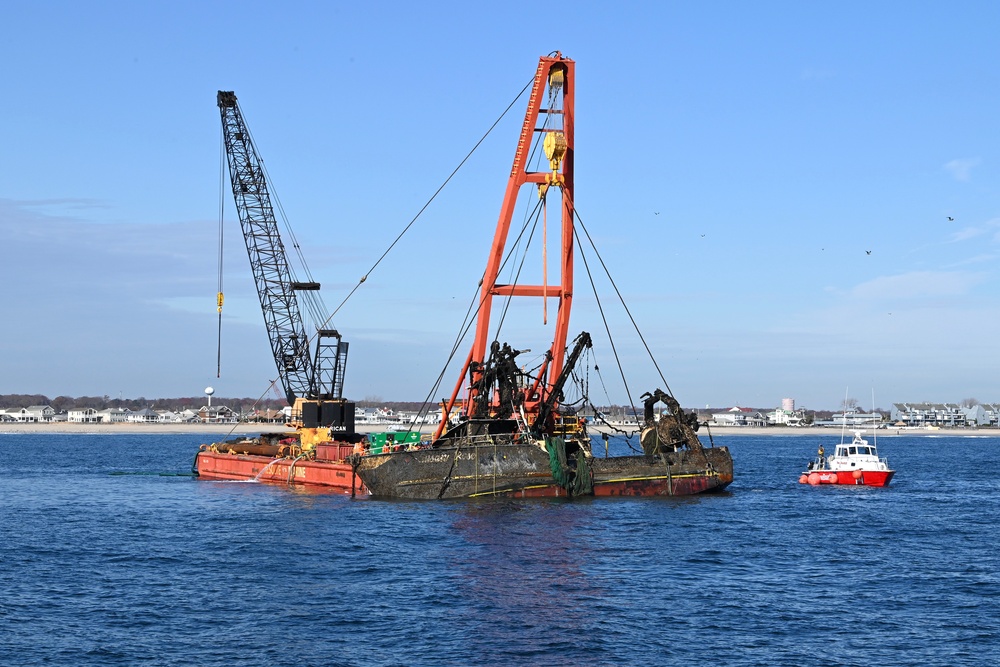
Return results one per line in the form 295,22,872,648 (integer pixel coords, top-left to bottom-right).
354,53,733,499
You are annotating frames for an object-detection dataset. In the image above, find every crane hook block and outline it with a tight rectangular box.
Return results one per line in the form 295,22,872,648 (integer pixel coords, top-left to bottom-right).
543,131,567,176
217,292,224,313
548,67,565,91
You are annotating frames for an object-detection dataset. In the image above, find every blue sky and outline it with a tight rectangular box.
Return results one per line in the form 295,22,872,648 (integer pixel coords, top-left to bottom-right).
3,1,999,411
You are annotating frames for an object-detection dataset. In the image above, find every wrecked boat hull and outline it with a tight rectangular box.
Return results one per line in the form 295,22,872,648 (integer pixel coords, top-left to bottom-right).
355,442,732,499
590,449,733,496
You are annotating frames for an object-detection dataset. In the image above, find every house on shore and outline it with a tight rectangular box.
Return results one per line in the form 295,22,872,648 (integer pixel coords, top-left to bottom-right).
0,405,56,422
710,406,768,427
890,402,997,428
198,405,238,423
97,408,130,423
68,408,101,423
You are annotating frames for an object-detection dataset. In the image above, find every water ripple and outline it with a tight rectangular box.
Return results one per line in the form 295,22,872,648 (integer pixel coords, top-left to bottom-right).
1,433,998,665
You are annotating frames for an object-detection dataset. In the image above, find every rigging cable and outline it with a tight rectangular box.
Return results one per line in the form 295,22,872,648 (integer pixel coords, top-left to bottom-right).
568,193,674,397
321,77,536,328
231,105,329,331
216,123,227,378
493,197,545,341
587,353,642,446
492,100,553,345
242,117,330,329
406,280,483,435
237,75,533,409
407,195,545,434
413,167,560,431
570,223,641,425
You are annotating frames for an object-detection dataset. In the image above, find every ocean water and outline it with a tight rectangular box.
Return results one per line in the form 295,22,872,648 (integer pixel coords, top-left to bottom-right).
1,431,998,666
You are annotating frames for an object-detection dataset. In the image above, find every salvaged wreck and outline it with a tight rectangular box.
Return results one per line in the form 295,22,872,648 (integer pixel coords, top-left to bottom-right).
354,53,732,499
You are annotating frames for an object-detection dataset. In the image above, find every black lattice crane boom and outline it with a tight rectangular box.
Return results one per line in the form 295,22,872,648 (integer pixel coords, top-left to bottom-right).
217,91,352,434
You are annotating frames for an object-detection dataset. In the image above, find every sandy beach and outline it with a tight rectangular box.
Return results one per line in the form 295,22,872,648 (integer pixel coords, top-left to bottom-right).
1,422,995,437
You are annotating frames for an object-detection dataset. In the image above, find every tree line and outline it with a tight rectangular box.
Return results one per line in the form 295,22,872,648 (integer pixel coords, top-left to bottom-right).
0,394,288,414
0,395,443,415
1,394,863,420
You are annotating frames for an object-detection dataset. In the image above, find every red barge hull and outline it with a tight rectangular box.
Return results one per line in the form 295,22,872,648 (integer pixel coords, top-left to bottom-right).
194,441,366,494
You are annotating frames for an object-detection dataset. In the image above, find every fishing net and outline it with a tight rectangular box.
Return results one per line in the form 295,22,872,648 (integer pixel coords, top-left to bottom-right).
545,436,593,496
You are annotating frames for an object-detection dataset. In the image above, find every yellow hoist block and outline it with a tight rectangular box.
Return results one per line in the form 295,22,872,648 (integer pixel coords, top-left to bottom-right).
543,131,567,177
548,67,565,91
217,292,224,313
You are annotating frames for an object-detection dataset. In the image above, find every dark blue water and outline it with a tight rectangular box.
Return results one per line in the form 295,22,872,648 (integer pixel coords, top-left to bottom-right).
1,432,998,666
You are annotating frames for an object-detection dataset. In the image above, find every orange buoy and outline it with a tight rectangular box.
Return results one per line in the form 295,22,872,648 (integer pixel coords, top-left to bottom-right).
852,470,863,480
808,472,820,485
799,474,809,484
828,475,839,484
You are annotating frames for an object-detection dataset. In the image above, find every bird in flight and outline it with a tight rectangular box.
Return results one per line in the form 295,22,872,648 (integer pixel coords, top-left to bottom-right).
948,216,954,221
866,250,872,255
654,211,660,215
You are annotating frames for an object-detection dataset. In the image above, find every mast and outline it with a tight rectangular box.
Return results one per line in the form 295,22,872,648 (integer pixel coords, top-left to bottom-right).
216,91,348,407
445,53,576,426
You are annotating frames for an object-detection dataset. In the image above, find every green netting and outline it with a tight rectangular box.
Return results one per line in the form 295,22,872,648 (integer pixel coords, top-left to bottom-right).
545,436,593,496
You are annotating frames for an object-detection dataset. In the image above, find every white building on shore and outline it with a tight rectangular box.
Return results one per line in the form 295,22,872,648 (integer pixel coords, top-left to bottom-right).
68,408,101,423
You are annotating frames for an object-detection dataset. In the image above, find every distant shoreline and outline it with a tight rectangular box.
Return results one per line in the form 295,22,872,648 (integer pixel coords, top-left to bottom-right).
1,422,996,437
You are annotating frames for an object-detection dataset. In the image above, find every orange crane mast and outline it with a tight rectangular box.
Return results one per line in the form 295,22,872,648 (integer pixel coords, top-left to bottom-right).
435,53,576,439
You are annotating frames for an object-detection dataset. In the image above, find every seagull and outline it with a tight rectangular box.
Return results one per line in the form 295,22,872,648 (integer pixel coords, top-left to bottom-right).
700,234,706,237
948,216,954,221
654,211,660,215
866,250,872,255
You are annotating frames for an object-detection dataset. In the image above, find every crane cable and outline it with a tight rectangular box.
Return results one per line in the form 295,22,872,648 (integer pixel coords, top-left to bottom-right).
216,124,227,378
235,112,329,328
566,192,674,427
318,76,536,330
406,196,545,433
492,92,554,346
406,75,564,430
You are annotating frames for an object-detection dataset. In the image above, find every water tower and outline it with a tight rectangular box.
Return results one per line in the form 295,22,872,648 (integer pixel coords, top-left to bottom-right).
782,398,795,412
205,386,215,407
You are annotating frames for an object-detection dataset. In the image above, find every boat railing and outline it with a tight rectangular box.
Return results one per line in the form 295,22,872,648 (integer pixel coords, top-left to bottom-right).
806,456,825,471
445,432,531,450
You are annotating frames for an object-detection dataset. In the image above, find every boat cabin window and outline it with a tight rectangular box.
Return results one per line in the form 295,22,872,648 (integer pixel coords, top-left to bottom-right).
849,447,857,455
